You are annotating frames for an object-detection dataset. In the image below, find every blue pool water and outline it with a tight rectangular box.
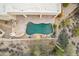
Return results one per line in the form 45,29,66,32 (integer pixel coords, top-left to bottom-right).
26,22,53,35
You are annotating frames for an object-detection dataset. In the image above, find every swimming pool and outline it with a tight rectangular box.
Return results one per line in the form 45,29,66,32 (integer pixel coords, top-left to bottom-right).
26,22,53,35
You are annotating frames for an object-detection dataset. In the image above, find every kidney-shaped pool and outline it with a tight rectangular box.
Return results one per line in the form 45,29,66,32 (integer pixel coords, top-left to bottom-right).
26,22,53,35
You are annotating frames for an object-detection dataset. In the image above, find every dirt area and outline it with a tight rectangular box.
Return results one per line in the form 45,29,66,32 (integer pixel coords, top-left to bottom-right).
0,20,12,38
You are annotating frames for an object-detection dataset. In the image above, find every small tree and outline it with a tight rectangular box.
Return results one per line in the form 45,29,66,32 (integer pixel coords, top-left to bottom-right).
58,29,69,49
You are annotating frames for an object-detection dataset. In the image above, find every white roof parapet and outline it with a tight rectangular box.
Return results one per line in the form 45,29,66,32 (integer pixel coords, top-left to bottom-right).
0,3,61,15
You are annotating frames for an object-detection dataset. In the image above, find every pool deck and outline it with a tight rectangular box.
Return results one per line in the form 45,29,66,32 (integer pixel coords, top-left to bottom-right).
11,15,55,38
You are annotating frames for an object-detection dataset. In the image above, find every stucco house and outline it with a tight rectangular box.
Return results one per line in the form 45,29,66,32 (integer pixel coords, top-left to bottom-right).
0,3,61,39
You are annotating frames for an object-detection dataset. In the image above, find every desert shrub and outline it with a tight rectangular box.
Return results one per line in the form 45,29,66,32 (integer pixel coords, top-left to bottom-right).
65,41,76,56
30,40,55,56
73,27,79,36
63,3,69,7
58,29,69,49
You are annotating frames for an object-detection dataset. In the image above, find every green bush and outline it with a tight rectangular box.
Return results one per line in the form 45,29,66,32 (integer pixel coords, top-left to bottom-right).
58,29,69,49
61,19,70,27
73,27,79,36
63,3,69,7
53,24,57,29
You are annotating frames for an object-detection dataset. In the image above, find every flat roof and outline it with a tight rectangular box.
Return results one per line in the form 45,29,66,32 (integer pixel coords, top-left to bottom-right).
0,3,61,15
